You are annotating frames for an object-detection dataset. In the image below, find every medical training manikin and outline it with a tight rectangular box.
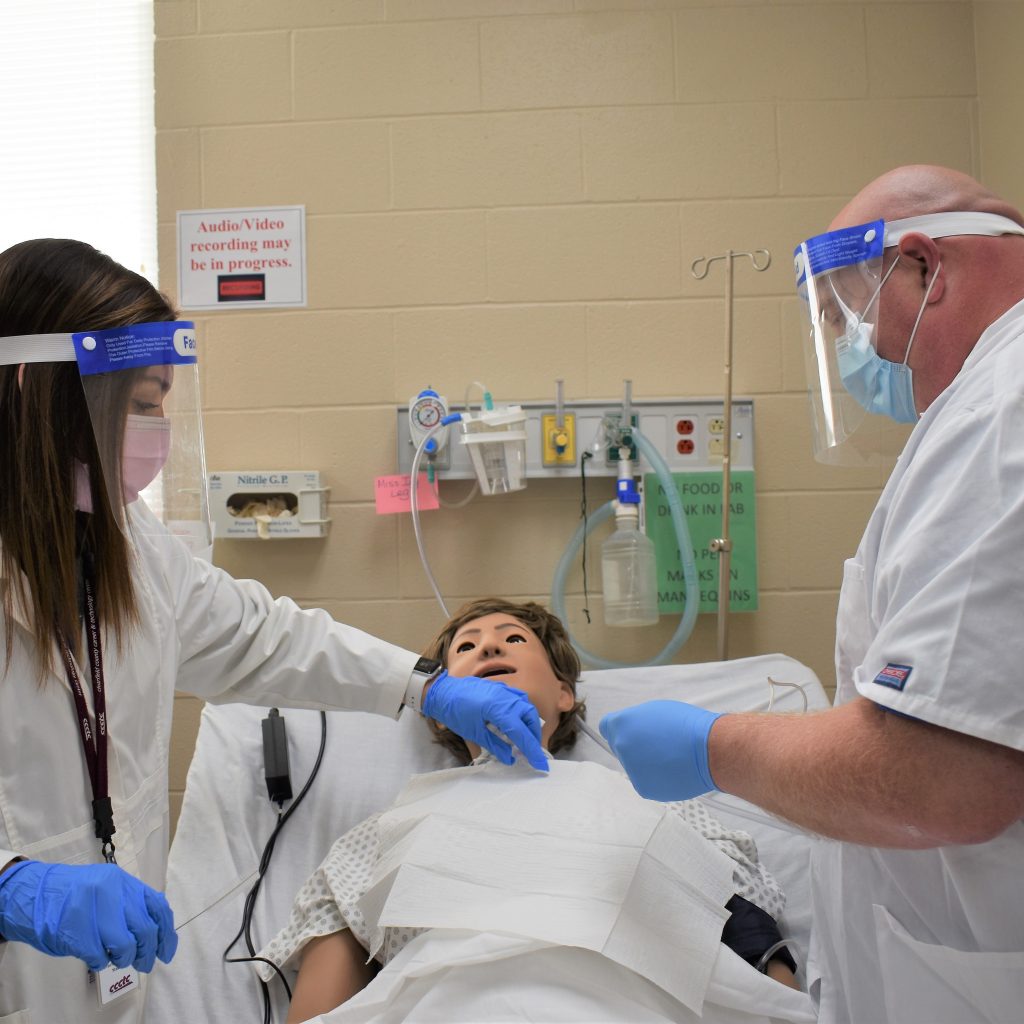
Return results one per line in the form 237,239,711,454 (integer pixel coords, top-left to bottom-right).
257,755,816,1024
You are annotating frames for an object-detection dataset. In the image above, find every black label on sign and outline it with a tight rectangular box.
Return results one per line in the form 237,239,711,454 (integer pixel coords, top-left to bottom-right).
217,274,266,302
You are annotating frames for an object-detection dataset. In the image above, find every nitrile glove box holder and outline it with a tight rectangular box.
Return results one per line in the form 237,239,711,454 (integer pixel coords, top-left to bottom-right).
208,470,330,539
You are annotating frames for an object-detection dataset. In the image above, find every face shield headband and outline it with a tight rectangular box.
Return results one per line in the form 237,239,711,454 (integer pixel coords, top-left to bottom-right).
794,211,1024,465
0,321,212,558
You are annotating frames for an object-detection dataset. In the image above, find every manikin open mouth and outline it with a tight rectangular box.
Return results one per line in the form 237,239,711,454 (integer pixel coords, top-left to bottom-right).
479,665,516,679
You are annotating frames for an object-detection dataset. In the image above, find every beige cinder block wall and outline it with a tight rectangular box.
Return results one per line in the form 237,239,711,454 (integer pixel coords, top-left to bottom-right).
975,1,1024,209
159,0,984,830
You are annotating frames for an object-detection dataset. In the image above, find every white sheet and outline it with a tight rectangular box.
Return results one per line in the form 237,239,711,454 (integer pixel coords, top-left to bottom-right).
358,757,736,1014
306,930,816,1024
147,653,828,1024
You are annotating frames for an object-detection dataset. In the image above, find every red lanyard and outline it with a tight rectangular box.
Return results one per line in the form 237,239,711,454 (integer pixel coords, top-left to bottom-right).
57,555,116,864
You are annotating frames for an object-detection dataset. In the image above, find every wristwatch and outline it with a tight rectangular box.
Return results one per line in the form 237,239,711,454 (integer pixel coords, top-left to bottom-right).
402,656,443,713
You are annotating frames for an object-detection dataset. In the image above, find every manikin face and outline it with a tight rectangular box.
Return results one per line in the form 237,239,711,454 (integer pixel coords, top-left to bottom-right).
446,612,575,750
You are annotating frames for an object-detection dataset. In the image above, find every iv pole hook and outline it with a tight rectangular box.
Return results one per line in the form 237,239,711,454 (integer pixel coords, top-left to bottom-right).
691,248,771,279
690,248,771,661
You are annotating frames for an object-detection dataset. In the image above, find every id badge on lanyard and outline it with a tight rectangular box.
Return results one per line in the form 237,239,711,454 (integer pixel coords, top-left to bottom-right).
57,553,117,865
94,964,140,1006
60,556,138,1000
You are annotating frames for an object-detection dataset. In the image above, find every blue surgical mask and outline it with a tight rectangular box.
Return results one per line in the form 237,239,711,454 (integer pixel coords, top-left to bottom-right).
836,322,918,423
834,258,941,425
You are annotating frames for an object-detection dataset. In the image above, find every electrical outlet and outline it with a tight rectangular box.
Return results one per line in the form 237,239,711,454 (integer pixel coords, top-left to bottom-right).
541,412,577,466
708,417,725,434
708,436,725,457
676,439,695,455
675,418,695,435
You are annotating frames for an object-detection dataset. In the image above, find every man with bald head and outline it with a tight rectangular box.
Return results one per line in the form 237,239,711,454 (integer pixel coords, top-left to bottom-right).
828,164,1024,412
600,166,1024,1023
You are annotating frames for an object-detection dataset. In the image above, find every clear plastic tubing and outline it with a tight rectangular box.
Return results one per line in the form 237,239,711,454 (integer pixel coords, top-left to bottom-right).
410,413,463,618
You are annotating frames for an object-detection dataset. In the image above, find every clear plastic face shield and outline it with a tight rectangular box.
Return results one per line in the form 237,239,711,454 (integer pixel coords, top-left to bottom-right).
795,211,1024,466
795,219,911,466
0,321,212,558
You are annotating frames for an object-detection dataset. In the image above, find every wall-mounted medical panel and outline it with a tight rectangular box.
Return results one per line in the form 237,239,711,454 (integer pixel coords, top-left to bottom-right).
396,399,754,479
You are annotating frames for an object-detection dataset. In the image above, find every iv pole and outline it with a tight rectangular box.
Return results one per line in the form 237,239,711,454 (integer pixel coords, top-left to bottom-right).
690,248,771,660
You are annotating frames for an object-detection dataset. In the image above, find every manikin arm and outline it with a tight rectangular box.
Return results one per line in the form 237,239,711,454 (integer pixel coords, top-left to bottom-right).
286,929,375,1024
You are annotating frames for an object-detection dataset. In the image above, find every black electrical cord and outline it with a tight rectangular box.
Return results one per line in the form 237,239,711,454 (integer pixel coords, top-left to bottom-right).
223,710,328,1024
579,450,594,624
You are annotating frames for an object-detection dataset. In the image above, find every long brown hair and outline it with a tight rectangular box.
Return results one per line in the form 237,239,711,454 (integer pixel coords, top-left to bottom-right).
422,598,586,765
0,239,177,676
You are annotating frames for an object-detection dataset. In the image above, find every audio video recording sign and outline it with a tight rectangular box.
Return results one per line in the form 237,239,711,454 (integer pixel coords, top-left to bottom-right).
176,205,307,311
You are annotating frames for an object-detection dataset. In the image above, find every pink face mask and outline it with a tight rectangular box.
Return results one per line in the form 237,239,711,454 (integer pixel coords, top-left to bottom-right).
122,415,172,502
75,416,172,511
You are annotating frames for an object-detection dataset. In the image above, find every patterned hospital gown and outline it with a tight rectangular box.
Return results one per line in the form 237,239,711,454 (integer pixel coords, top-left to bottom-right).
256,762,786,980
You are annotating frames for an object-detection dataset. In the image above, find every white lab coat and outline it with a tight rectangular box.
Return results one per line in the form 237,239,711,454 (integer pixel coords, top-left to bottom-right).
0,503,419,1024
809,300,1024,1023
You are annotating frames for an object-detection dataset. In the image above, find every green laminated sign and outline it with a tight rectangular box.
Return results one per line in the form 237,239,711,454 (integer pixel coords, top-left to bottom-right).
643,470,758,614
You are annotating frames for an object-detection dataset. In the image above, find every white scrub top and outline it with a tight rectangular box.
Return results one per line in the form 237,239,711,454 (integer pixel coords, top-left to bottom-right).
810,300,1024,1023
0,502,419,1024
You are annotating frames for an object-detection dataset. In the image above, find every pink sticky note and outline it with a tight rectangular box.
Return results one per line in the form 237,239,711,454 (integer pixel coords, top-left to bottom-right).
375,473,440,515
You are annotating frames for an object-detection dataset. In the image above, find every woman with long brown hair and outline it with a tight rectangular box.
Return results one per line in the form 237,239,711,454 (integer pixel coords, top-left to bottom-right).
0,239,545,1024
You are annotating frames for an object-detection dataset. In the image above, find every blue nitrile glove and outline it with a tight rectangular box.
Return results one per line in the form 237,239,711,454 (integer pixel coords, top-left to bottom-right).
600,700,723,801
422,670,547,771
0,860,177,972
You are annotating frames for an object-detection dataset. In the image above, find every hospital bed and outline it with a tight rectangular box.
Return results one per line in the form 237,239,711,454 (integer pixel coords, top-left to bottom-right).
147,654,829,1024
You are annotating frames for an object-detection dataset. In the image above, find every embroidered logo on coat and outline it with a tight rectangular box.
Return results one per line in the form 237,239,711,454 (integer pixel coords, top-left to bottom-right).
874,663,912,691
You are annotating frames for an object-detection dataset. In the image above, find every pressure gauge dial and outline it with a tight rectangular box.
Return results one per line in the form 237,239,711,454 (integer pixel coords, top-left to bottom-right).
411,394,445,430
409,390,450,450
